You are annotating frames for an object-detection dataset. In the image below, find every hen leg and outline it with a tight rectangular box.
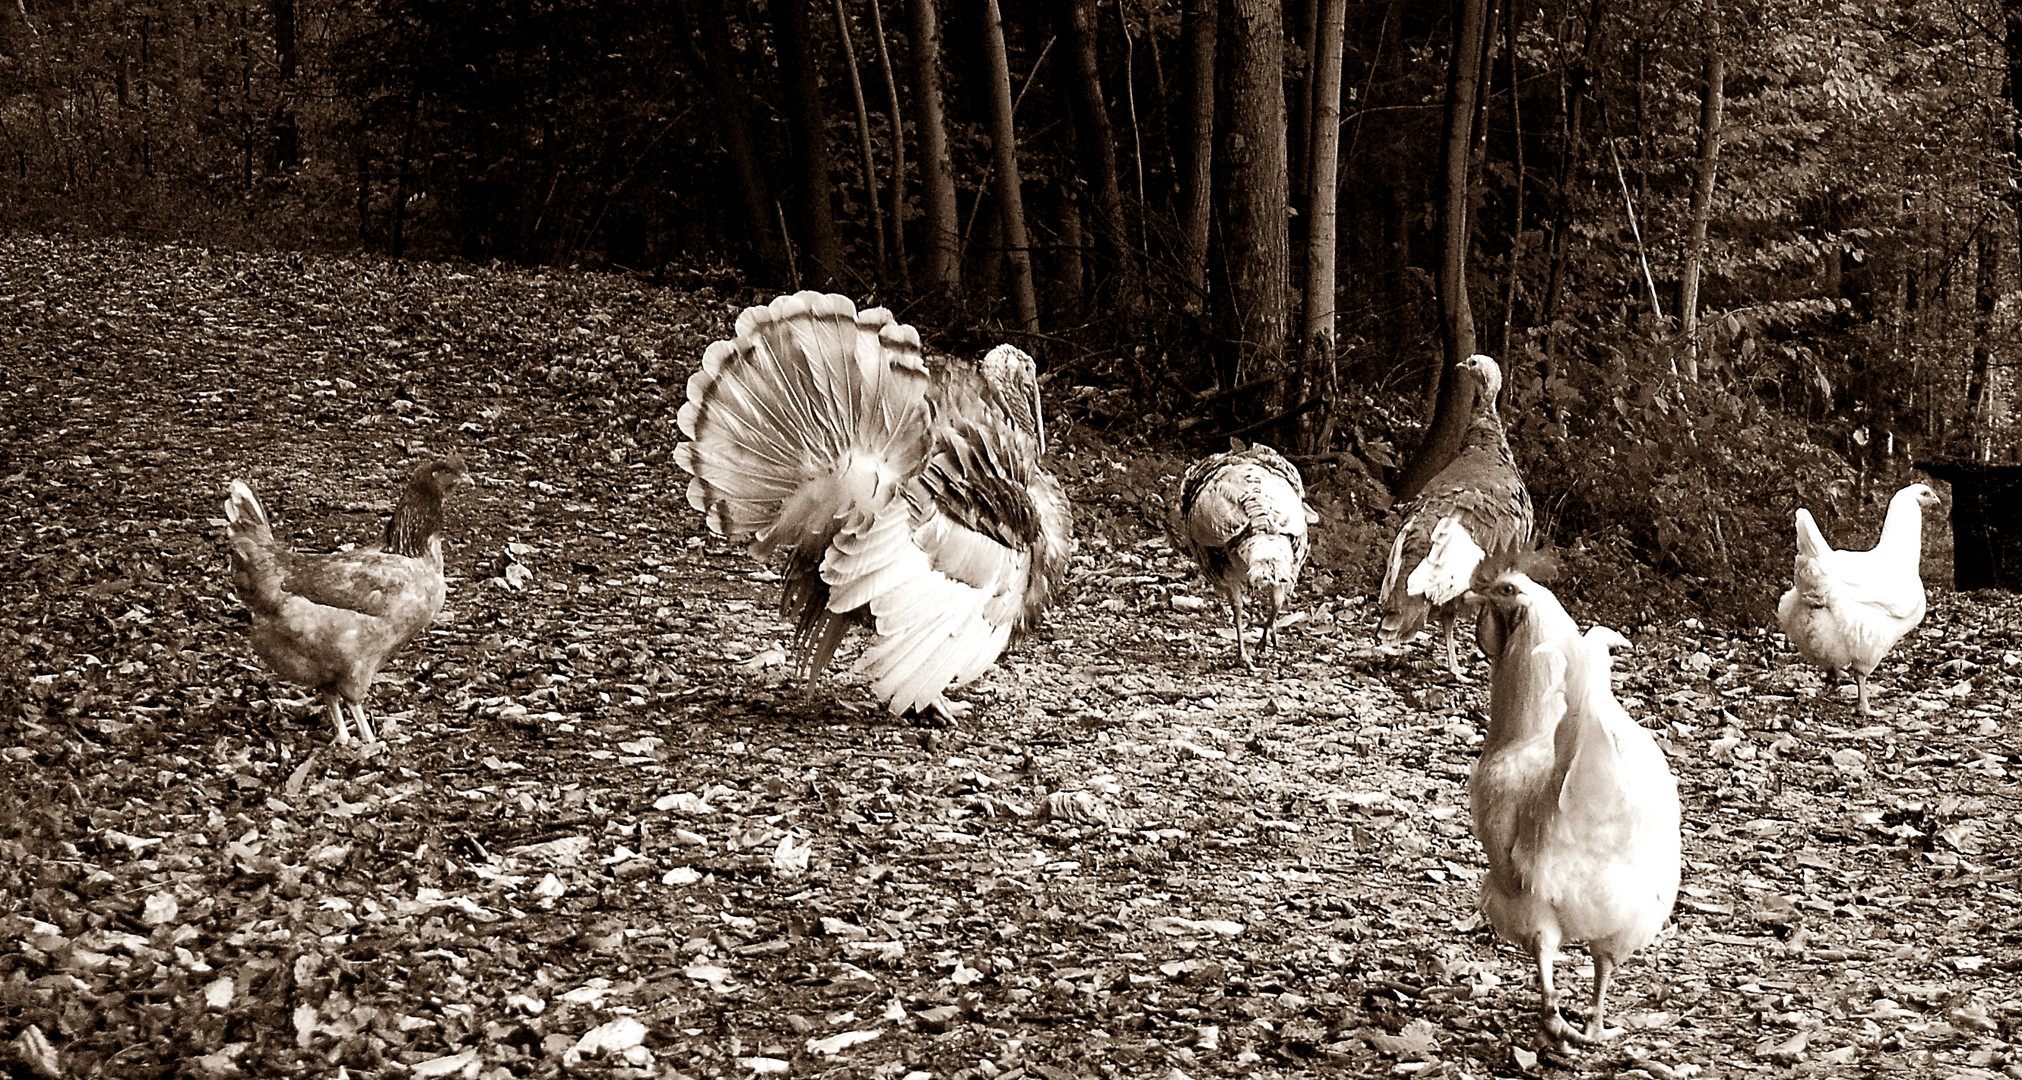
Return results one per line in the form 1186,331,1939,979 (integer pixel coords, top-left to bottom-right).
1854,670,1875,716
1533,934,1585,1050
324,694,355,745
350,701,378,744
1581,954,1623,1044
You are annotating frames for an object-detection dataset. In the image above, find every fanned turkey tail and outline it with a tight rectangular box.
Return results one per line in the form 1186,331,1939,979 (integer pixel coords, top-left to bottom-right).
676,292,935,674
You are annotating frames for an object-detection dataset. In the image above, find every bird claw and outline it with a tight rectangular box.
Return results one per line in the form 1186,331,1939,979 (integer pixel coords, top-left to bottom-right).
921,697,971,727
1538,1010,1616,1052
1539,1010,1589,1051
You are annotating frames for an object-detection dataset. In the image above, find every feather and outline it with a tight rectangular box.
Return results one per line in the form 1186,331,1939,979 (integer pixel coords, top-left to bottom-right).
1776,483,1938,715
222,456,468,745
1473,572,1679,1049
676,293,1074,719
1380,355,1534,678
1172,442,1313,667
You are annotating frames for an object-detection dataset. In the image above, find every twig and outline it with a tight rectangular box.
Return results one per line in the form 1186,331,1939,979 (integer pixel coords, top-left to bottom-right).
1191,374,1280,407
1212,397,1324,442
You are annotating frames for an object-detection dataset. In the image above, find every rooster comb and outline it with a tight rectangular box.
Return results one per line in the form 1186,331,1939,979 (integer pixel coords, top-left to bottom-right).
1470,543,1560,590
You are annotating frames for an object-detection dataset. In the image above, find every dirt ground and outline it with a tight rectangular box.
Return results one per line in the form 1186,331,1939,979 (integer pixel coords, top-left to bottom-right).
1,237,2018,1079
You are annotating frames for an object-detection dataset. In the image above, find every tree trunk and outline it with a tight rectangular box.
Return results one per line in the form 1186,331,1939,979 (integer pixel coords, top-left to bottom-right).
868,0,909,288
1288,0,1318,217
773,0,846,287
1060,0,1128,290
1495,0,1523,360
1393,0,1488,502
684,0,790,282
833,0,888,280
267,0,299,176
1539,0,1604,373
1971,228,1998,449
981,0,1040,335
909,0,961,293
1675,22,1724,380
1177,0,1216,314
1301,0,1347,450
1212,0,1291,424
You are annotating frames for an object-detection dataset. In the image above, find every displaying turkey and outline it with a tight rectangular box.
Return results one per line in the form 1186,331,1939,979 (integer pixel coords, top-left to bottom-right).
1776,482,1940,715
676,292,1074,721
1171,441,1315,667
1378,354,1533,678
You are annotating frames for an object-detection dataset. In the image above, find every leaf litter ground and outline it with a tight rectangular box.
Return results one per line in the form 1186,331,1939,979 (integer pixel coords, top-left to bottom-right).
1,237,2019,1080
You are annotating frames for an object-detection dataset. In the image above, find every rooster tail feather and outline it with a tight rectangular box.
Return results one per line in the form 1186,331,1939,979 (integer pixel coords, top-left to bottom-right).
222,480,287,615
677,292,932,553
1537,633,1616,815
224,480,272,544
1793,508,1830,560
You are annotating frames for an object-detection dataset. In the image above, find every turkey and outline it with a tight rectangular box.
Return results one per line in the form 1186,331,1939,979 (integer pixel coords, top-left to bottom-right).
1776,482,1939,715
1171,441,1315,667
1379,354,1533,678
676,292,1074,721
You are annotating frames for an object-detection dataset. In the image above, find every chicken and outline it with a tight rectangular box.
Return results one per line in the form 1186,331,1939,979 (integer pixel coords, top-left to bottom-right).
676,292,1073,721
1171,440,1316,667
224,455,469,745
1776,483,1940,716
1379,354,1533,678
1471,562,1681,1049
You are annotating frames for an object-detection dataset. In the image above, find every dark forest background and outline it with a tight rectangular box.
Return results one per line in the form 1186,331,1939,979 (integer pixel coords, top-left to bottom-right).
2,0,2017,612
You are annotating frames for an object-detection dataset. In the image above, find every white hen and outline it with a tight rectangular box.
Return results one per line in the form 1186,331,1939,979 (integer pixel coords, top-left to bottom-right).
1776,483,1939,716
1172,441,1315,667
1472,564,1681,1049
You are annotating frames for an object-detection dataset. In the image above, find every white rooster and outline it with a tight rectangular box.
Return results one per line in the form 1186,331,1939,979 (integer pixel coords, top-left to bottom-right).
1776,482,1940,715
1172,441,1315,667
1379,355,1534,677
1471,560,1680,1049
675,292,1074,721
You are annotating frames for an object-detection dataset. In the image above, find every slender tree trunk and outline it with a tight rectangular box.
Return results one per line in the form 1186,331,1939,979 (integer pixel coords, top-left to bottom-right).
909,0,961,293
1060,0,1127,288
1675,18,1724,379
1177,0,1216,314
773,0,846,286
1288,0,1318,216
1495,0,1524,360
1056,184,1086,305
1539,0,1603,368
1302,0,1347,451
682,0,789,281
981,0,1040,334
833,0,888,279
869,0,909,288
268,0,299,176
1393,0,1487,502
1972,228,1997,450
1213,0,1291,424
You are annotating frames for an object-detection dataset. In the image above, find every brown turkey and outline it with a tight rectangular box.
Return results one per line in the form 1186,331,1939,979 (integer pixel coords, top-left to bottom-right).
676,293,1074,721
1378,355,1533,678
1172,441,1314,667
